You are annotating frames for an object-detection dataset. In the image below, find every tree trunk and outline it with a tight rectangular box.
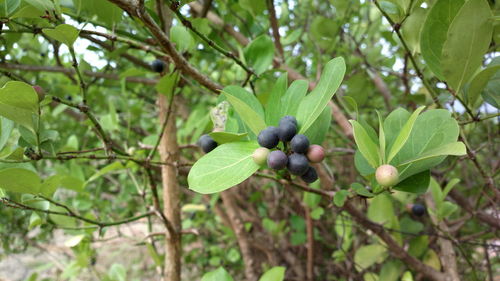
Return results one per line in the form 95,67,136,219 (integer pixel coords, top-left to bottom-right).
158,94,182,281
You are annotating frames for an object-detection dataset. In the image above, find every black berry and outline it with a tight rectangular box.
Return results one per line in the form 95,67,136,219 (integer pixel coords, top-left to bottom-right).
198,134,217,153
267,150,288,170
291,134,309,153
279,115,298,127
287,153,309,175
152,59,166,73
412,204,426,217
301,166,318,183
278,121,297,142
258,126,280,149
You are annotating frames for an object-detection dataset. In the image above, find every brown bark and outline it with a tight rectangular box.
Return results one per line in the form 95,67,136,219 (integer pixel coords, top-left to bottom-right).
158,94,182,281
424,194,461,281
220,187,260,281
448,189,500,229
343,200,447,281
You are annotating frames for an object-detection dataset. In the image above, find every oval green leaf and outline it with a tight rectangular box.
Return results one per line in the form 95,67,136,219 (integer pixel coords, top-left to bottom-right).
188,141,260,194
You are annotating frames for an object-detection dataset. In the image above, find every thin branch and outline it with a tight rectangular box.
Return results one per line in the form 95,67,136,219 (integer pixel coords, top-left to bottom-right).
68,46,88,104
459,112,500,125
266,0,284,59
0,62,157,84
166,0,257,77
1,197,154,228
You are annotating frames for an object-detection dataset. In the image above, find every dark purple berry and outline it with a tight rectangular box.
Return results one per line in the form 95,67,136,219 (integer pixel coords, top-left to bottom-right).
301,166,318,183
412,204,426,217
152,59,166,73
291,134,309,153
278,121,297,142
198,134,217,153
267,150,288,170
258,126,280,149
287,153,309,175
279,115,298,127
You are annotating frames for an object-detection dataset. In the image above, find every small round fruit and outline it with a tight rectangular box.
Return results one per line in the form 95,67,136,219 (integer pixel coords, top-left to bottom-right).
252,147,270,166
151,59,166,73
375,164,399,187
287,153,309,175
411,204,426,217
278,121,297,142
32,85,45,101
267,150,288,170
306,145,325,163
301,166,318,183
290,134,310,153
258,126,280,149
198,134,217,153
279,115,298,126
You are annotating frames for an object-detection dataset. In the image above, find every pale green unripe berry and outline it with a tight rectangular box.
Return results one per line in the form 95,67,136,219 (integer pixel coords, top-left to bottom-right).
375,164,399,187
252,147,270,166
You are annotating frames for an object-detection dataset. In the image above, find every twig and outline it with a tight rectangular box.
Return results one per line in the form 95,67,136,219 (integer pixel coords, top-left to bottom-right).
266,0,284,59
68,46,87,104
1,197,154,228
165,0,257,78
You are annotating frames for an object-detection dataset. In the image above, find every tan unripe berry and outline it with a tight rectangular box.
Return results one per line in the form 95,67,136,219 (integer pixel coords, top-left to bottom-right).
375,164,399,187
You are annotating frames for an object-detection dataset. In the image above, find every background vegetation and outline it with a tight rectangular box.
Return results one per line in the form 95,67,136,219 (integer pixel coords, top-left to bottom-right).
0,0,498,280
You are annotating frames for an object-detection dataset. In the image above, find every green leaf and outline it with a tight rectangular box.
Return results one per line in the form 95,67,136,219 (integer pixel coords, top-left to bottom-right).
188,142,260,194
281,79,309,117
0,81,39,131
244,35,275,75
350,120,380,168
11,3,44,18
24,0,54,11
441,0,494,92
0,0,20,17
28,212,42,229
265,74,288,126
208,132,248,144
303,106,332,145
146,242,163,267
438,201,458,220
0,117,14,152
354,244,387,271
387,106,425,163
401,7,427,55
379,260,403,281
222,86,266,135
258,266,286,281
351,183,374,197
201,267,234,281
108,263,127,281
155,71,180,97
0,168,41,194
303,181,321,208
389,109,461,181
82,0,122,27
464,63,500,107
393,170,430,194
420,0,465,80
282,28,302,45
398,142,466,167
377,111,386,163
368,194,394,225
297,57,345,133
170,25,195,52
42,24,80,46
87,162,125,183
334,190,349,207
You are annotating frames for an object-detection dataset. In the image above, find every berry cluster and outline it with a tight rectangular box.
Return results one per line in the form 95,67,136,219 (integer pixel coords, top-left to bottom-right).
253,116,325,183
